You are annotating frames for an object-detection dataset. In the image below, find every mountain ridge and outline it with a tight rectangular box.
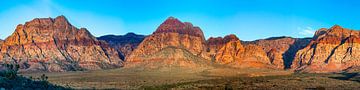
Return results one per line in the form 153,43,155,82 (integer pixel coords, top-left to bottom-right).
1,15,359,73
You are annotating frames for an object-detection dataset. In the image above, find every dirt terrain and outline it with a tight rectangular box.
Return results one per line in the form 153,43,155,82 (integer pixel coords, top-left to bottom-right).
21,67,360,89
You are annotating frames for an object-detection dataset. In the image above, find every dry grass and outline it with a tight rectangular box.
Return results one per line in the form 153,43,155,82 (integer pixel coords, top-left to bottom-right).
21,66,290,89
21,66,360,89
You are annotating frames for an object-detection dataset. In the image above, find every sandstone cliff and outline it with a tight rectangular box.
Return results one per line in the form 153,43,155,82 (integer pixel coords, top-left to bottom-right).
247,37,311,69
214,36,273,68
125,17,209,69
97,33,145,60
293,25,360,72
0,16,123,72
206,34,239,61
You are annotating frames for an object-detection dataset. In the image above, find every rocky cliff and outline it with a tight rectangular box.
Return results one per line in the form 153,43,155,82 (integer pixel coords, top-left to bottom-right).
247,37,311,69
213,35,273,68
293,25,360,72
125,17,210,69
0,16,123,72
206,34,239,61
97,33,145,60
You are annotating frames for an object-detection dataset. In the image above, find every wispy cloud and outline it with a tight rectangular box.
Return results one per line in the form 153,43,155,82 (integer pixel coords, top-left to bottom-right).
298,27,315,36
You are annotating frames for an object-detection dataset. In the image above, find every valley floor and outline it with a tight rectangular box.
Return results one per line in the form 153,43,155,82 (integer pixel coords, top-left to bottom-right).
21,67,360,89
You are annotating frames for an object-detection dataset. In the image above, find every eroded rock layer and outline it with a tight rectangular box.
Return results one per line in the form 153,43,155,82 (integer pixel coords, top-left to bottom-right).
247,37,311,69
0,16,123,72
214,37,272,68
206,34,239,61
293,25,360,72
125,17,209,68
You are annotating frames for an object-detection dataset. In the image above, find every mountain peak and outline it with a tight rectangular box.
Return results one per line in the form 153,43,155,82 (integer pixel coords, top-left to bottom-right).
54,15,71,26
125,32,137,36
167,16,176,20
223,34,239,42
153,17,204,37
330,24,343,30
161,16,183,26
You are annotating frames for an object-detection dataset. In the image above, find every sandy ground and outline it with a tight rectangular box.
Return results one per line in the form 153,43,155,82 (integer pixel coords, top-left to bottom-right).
21,67,360,89
21,67,290,89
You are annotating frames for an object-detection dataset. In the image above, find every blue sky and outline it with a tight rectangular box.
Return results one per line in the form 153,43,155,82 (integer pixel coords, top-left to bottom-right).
0,0,359,41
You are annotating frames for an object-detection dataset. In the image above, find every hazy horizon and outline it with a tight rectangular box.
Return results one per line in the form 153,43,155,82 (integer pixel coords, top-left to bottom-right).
1,0,359,41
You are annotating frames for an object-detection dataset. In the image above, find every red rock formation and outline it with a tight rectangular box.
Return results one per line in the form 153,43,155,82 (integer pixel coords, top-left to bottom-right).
214,36,272,68
248,37,311,69
0,15,123,72
293,25,360,72
153,17,204,37
125,17,209,69
206,34,239,60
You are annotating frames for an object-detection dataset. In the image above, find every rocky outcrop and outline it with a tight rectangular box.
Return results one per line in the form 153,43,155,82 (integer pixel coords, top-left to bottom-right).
125,17,209,69
247,37,311,69
214,37,272,68
0,16,123,72
206,34,239,61
293,25,360,72
97,33,146,60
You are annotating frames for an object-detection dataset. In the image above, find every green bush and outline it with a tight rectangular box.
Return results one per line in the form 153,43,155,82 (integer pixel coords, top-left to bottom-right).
0,63,70,89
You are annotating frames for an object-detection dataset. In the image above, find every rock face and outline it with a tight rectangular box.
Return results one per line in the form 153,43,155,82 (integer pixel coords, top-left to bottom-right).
126,17,209,69
97,33,145,60
206,34,239,61
0,16,123,72
293,25,360,72
247,37,311,69
214,36,272,68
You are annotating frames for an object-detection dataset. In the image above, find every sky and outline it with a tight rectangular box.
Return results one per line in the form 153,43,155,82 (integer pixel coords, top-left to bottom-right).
0,0,359,41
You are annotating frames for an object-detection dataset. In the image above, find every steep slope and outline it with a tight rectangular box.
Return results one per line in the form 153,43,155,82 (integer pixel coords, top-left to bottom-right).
97,33,146,60
293,25,360,72
205,34,239,61
125,17,210,69
247,37,311,69
0,16,123,72
214,36,272,68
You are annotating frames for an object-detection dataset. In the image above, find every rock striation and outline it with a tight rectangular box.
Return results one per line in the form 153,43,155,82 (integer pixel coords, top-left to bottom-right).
0,15,123,72
214,36,272,68
293,25,360,72
247,37,311,69
206,34,239,61
125,17,209,69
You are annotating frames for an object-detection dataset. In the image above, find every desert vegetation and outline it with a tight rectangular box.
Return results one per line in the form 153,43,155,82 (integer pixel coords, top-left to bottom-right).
0,64,69,89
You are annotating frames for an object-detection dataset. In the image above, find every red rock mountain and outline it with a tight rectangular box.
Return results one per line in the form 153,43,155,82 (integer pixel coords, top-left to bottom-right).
293,25,360,72
247,37,311,69
125,17,210,69
213,36,272,68
1,16,357,73
206,34,239,60
0,16,123,72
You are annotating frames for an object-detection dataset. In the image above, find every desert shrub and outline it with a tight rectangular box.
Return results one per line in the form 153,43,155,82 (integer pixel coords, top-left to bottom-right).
0,63,70,89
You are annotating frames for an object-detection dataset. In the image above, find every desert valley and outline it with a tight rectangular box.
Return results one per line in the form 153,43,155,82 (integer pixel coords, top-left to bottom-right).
0,15,359,89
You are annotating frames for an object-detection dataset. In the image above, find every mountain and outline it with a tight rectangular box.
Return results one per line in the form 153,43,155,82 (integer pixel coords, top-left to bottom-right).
125,17,210,69
1,15,357,73
213,35,272,68
97,33,146,60
247,37,311,69
0,16,123,72
293,25,360,72
205,34,239,61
